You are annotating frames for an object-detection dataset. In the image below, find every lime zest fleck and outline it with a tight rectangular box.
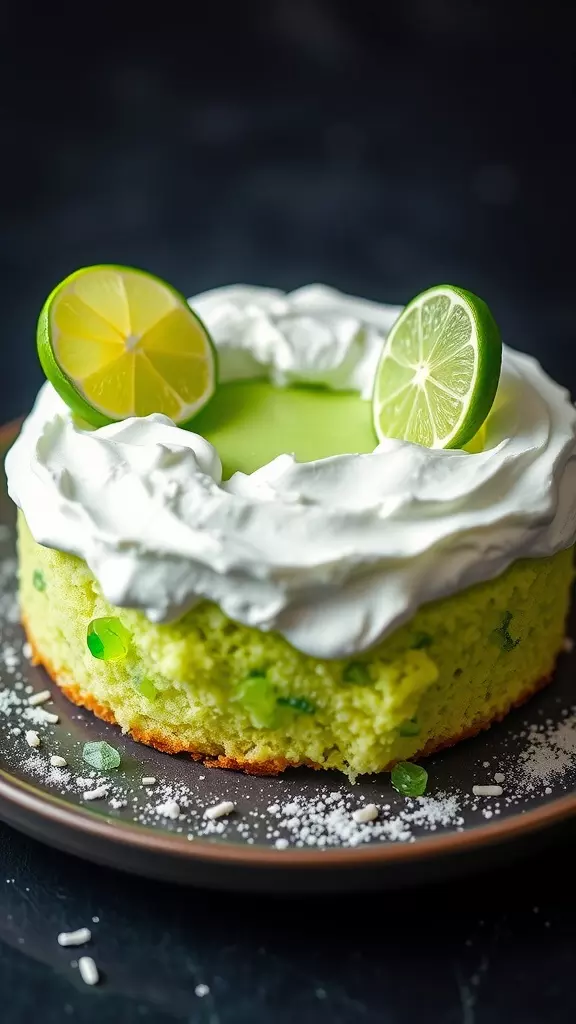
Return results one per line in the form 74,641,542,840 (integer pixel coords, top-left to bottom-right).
398,718,421,737
492,611,520,652
32,569,46,592
277,695,316,714
342,662,371,685
391,761,428,797
82,740,121,771
410,632,433,650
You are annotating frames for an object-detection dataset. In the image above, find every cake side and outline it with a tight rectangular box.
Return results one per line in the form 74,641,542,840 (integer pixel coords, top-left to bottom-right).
19,513,574,779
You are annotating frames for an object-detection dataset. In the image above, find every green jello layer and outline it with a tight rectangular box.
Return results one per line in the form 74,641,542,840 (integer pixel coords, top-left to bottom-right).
192,380,377,477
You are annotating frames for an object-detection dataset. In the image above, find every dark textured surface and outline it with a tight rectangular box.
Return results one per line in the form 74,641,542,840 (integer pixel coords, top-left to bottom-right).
1,1,575,1020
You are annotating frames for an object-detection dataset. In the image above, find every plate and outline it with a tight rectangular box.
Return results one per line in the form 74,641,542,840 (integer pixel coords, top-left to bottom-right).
1,420,576,892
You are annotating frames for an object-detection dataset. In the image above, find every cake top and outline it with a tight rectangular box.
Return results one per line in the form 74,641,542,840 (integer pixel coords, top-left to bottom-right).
6,281,576,658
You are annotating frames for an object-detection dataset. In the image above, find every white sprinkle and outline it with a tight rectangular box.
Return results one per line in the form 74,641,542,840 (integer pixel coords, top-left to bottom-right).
482,761,490,768
25,730,40,748
274,837,289,850
352,803,379,824
28,690,51,707
50,755,67,767
92,916,100,924
562,637,574,653
195,984,210,998
40,711,59,724
204,800,235,821
82,786,109,801
494,772,505,784
473,785,503,797
141,777,156,786
22,642,33,660
78,956,99,986
58,927,91,947
545,786,553,795
156,799,181,819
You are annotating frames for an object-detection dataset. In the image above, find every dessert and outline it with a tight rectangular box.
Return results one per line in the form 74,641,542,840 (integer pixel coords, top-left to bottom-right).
6,270,576,779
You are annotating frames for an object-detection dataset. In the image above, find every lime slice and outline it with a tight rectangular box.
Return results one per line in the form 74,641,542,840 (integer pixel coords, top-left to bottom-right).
372,285,502,449
37,265,217,427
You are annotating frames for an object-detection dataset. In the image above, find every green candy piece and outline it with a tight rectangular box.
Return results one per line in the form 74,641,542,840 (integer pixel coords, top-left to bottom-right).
87,617,131,661
234,673,277,728
32,569,46,592
399,718,420,737
277,695,316,715
342,662,371,685
83,740,121,771
391,761,428,797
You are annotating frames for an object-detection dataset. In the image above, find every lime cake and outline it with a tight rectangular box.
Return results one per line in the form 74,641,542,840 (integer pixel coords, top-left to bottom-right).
6,276,576,779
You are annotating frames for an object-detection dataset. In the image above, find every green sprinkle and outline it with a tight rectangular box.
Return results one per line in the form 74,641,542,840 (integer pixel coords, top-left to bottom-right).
277,695,316,714
491,611,520,652
32,569,46,592
399,717,420,737
87,617,131,661
411,632,433,650
391,761,428,797
234,675,277,728
136,677,157,701
342,662,371,685
82,740,121,771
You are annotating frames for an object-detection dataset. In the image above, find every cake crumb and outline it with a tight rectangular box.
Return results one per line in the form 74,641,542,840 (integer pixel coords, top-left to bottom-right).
204,800,235,821
494,772,505,784
352,803,378,824
50,755,67,767
25,730,40,748
473,785,503,797
78,956,99,986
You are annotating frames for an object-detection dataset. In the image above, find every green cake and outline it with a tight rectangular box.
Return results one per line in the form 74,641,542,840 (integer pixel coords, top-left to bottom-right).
19,514,574,779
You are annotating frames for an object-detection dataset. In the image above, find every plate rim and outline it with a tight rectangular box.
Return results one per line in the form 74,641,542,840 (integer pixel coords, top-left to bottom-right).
2,416,576,879
2,766,576,872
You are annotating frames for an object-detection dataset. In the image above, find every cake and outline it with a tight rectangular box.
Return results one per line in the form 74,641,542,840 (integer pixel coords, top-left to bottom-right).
6,280,576,779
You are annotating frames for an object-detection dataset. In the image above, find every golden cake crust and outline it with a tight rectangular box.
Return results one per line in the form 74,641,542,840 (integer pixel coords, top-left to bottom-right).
22,613,554,777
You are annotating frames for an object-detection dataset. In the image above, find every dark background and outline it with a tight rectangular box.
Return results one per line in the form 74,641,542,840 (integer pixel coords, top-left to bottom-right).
0,1,575,1020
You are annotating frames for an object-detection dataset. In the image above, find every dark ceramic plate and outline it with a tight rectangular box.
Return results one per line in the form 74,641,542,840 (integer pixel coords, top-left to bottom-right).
1,422,576,892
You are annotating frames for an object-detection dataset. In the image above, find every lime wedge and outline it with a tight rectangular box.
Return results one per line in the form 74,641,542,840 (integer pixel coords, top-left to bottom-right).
37,265,217,427
372,285,502,449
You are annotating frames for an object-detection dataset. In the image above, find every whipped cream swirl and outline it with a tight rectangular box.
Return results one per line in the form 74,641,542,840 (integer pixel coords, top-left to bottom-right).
7,285,576,658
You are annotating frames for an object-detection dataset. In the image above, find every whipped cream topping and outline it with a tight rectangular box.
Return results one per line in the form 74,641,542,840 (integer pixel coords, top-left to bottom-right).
7,285,576,658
